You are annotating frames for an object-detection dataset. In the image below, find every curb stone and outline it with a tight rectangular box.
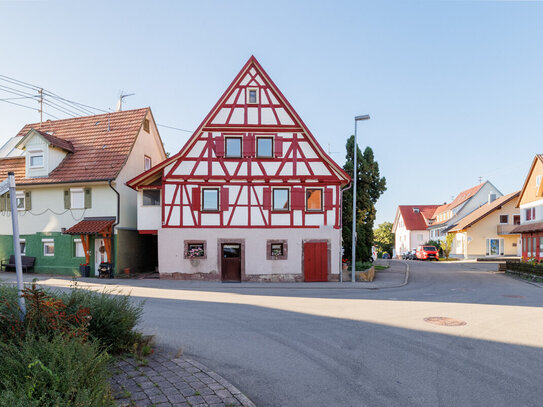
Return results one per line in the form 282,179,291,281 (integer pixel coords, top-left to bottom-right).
111,351,256,407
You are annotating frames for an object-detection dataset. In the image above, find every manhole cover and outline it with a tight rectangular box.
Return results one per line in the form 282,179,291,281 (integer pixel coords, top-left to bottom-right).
424,317,467,326
503,295,525,299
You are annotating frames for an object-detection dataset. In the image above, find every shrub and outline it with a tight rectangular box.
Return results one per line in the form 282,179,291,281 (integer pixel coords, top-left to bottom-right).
60,287,144,354
0,334,114,407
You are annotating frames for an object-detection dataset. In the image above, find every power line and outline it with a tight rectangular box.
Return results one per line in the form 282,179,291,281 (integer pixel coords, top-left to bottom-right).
157,123,194,133
0,98,60,120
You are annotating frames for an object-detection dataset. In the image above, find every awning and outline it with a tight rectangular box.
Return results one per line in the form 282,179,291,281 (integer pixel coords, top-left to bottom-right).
64,217,116,235
511,221,543,234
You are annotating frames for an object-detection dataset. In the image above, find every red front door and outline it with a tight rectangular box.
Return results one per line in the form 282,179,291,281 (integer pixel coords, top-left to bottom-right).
304,242,328,282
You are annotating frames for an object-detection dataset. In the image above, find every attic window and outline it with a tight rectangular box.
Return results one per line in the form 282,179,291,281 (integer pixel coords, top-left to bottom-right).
247,88,258,104
29,152,44,168
413,208,420,213
143,118,150,133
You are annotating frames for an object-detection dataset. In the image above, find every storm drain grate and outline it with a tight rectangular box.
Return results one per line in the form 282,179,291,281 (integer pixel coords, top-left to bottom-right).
503,295,525,299
424,317,467,326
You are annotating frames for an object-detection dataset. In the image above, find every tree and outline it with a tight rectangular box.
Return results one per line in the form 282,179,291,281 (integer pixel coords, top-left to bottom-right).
441,234,454,260
374,222,394,255
342,137,386,263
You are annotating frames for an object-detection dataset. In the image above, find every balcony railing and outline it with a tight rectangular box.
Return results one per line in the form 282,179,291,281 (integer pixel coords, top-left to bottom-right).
497,224,519,235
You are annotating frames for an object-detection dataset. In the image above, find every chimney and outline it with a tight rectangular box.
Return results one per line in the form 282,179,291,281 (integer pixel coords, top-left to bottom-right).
488,192,496,204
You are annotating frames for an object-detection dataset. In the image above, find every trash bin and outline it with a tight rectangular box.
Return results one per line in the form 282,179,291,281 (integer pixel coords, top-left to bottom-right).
79,264,90,278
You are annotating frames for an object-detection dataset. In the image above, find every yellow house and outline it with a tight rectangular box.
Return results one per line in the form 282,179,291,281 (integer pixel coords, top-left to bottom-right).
448,191,521,258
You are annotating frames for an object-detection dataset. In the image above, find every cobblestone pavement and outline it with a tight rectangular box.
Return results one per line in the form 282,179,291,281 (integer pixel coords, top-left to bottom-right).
111,352,256,407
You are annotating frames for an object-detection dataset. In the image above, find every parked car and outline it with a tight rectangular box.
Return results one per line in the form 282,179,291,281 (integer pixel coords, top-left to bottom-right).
407,250,417,260
401,251,410,260
416,245,439,261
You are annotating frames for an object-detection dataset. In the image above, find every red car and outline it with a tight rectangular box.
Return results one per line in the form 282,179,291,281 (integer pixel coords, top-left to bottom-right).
416,245,439,261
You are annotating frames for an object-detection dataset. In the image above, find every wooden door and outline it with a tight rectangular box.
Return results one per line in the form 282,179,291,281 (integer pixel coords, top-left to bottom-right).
304,242,328,282
221,244,241,282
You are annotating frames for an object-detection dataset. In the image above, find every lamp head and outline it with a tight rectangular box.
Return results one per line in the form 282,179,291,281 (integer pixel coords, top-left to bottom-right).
355,114,370,121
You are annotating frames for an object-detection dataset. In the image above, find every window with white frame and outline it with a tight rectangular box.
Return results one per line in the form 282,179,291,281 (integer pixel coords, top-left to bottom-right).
16,191,25,210
202,188,219,211
42,239,55,256
142,189,160,206
19,239,26,255
272,188,289,211
247,88,258,104
29,151,44,168
536,175,542,188
144,155,152,171
74,239,85,258
70,188,85,209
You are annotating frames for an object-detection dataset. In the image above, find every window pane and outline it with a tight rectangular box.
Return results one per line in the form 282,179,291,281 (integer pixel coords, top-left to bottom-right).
187,243,204,257
225,138,241,157
144,156,151,170
143,190,160,206
273,189,289,210
74,241,84,257
513,215,521,225
71,189,84,209
499,215,508,224
249,90,257,103
257,138,273,157
16,196,25,209
30,155,43,167
306,189,322,210
271,243,283,256
20,241,26,255
43,242,54,256
202,189,219,210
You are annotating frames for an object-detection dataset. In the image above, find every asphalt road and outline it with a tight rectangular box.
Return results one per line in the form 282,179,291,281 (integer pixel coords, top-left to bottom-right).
134,261,543,407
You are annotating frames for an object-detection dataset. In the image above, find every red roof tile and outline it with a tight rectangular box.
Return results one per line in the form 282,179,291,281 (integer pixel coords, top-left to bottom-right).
10,108,149,185
63,217,116,235
0,157,26,183
511,221,543,234
398,205,441,230
34,129,75,153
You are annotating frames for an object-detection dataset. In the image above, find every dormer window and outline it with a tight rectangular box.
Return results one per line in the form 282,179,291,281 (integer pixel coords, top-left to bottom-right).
29,152,44,168
247,88,258,104
413,208,420,213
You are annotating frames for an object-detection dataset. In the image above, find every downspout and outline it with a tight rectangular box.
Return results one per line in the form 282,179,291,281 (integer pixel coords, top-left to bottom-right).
339,182,353,283
109,179,120,275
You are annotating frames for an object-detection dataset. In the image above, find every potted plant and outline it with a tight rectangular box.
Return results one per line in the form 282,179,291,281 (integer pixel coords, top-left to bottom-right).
187,246,204,266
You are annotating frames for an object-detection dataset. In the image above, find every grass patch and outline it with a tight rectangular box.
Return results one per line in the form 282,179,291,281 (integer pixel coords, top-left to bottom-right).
374,265,389,270
437,258,460,262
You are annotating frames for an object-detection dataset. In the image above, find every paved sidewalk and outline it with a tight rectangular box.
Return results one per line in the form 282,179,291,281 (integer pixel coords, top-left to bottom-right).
0,261,408,290
111,351,256,407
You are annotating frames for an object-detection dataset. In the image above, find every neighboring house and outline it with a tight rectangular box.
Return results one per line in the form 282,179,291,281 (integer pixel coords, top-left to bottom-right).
427,181,503,241
512,154,543,261
448,191,521,258
127,56,350,282
392,205,440,256
0,108,166,275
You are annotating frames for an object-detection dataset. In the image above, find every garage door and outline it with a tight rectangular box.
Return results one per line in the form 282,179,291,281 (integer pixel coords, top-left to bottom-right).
304,242,328,282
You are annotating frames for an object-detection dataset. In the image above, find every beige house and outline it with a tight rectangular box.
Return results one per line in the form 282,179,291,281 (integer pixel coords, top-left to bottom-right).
448,191,521,258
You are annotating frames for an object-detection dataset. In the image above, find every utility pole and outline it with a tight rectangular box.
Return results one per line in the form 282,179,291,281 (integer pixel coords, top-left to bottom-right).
478,176,483,184
38,88,43,128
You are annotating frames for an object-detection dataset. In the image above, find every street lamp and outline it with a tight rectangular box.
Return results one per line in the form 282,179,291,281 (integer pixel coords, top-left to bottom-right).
352,114,370,283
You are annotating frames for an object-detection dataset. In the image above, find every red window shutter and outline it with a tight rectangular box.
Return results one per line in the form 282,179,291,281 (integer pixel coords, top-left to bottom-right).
214,135,225,158
221,187,229,211
191,187,200,211
263,188,271,210
324,188,333,210
274,136,283,158
243,134,254,157
292,188,304,210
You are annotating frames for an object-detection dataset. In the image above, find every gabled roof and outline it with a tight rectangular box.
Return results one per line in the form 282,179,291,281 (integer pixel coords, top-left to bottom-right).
0,108,150,185
63,217,116,235
127,56,350,189
449,191,520,232
397,205,440,230
447,182,485,211
15,128,75,153
516,154,543,207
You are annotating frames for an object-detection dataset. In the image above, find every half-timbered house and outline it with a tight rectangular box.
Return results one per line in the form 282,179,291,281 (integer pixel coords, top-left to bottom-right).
127,57,350,281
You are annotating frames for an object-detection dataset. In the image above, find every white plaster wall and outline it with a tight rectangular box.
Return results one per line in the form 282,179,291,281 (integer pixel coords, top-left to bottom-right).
410,230,429,248
456,183,503,220
0,184,116,235
136,191,161,231
116,112,166,229
157,226,342,277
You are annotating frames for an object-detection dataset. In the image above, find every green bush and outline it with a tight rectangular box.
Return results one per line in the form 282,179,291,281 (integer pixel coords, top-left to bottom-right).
59,287,144,354
355,261,373,270
0,334,114,407
506,261,543,277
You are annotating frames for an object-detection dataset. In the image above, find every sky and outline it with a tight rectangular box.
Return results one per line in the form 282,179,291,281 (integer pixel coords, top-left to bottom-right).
1,0,542,226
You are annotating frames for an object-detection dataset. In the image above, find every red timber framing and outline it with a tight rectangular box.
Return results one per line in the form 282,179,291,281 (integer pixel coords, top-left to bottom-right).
127,56,350,230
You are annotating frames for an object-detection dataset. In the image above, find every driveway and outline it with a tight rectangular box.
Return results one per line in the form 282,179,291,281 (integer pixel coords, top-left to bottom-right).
3,261,543,406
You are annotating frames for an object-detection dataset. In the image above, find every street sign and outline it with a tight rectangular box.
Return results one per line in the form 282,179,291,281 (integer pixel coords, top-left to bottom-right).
0,178,9,196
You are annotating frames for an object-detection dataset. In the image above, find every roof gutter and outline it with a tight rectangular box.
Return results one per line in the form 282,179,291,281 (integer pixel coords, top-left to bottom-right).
108,179,120,274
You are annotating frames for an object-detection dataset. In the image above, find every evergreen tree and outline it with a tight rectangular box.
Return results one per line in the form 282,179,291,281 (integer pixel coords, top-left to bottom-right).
342,136,386,262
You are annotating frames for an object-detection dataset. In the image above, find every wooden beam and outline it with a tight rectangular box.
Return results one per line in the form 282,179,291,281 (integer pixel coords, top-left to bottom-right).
80,234,90,265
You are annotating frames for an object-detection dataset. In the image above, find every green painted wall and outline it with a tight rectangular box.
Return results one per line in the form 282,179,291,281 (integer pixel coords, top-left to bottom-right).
0,232,87,276
0,231,157,277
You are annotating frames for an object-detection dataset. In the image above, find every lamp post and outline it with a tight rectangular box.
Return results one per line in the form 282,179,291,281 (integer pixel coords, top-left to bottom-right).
352,114,370,283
